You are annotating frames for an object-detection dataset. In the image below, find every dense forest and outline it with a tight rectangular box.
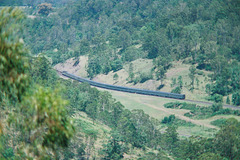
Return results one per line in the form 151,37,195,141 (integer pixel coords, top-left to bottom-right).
0,0,240,159
9,0,240,99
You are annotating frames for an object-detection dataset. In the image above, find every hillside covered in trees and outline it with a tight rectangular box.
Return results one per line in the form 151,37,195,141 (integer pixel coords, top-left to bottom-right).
1,0,240,159
4,0,239,100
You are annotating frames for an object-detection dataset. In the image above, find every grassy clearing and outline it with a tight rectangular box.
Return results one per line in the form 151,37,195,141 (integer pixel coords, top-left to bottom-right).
100,88,240,137
163,102,240,121
103,89,215,133
123,58,153,74
178,126,217,138
210,118,227,127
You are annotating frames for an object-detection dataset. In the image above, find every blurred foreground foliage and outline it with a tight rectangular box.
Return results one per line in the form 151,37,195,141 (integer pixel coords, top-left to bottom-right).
0,7,75,159
0,7,29,102
8,86,75,159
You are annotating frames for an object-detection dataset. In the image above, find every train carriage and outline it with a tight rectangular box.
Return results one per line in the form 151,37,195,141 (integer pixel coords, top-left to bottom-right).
62,71,185,100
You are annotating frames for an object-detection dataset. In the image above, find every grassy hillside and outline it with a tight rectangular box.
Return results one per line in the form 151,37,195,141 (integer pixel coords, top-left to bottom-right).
55,56,235,104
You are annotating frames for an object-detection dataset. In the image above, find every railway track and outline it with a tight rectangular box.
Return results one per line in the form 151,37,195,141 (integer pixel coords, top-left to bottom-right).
58,70,240,110
184,99,240,110
61,71,185,99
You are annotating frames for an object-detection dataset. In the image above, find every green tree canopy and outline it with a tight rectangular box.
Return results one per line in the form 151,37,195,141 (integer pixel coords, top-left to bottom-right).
0,7,29,102
9,86,75,159
215,118,240,159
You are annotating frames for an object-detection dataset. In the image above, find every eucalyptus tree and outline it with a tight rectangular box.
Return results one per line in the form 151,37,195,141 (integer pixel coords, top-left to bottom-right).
0,7,75,159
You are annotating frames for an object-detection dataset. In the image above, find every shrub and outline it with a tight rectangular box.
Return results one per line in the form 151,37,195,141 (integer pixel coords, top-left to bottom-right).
113,73,119,80
232,92,240,106
207,94,223,103
157,84,164,90
211,103,223,112
162,117,169,124
132,73,153,84
196,70,204,75
233,110,240,116
205,84,212,95
213,108,231,116
111,59,123,72
133,76,141,84
174,119,196,127
121,47,144,62
171,86,181,94
164,102,182,108
226,96,230,104
139,73,153,83
210,119,227,127
162,115,175,124
38,3,53,16
171,78,176,87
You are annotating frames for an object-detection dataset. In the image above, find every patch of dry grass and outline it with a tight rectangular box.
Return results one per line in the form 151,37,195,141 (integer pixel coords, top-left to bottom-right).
54,56,88,78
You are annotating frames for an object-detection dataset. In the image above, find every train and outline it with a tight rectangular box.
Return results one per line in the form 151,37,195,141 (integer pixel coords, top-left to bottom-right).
61,71,186,100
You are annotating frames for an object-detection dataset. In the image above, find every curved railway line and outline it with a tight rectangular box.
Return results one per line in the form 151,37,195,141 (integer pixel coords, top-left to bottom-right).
59,71,240,110
62,71,185,99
